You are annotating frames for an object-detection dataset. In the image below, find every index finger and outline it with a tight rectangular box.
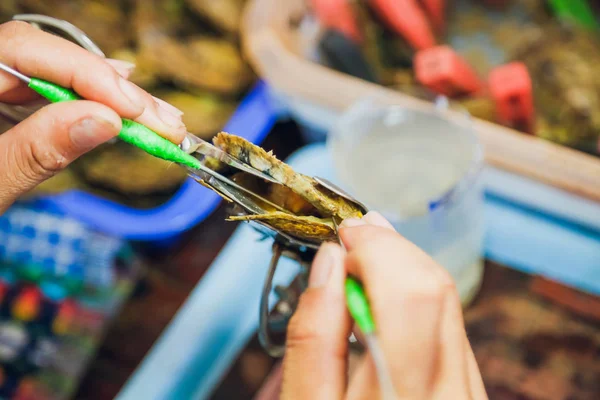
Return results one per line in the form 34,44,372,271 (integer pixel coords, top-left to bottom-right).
0,21,185,143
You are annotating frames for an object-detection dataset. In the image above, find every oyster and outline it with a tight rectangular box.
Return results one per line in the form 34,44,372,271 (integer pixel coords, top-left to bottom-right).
212,133,363,220
137,35,253,95
184,0,246,35
515,26,600,146
203,132,364,243
17,0,130,54
133,0,252,95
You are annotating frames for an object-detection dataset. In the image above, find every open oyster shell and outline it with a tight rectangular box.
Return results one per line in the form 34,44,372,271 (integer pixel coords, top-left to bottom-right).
202,132,365,243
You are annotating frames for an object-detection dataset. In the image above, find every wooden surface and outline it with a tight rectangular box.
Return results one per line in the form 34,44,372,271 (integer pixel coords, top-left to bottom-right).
74,123,599,400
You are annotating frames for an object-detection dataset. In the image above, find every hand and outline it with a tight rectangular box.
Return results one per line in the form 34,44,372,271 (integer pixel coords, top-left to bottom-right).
0,20,186,214
281,212,487,399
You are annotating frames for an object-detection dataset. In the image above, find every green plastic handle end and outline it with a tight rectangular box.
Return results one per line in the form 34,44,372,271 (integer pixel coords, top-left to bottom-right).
28,78,203,171
345,276,375,334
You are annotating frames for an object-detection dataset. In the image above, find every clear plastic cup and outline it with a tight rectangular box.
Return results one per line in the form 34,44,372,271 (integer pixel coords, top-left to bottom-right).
328,95,485,306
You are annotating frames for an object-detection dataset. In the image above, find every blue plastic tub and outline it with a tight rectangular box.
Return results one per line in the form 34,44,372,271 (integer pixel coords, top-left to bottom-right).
35,81,278,243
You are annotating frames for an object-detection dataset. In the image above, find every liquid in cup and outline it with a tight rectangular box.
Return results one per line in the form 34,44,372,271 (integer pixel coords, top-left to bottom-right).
328,98,485,306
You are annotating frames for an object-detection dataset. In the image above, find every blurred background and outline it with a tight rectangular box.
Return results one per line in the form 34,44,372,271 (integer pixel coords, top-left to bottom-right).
0,0,599,399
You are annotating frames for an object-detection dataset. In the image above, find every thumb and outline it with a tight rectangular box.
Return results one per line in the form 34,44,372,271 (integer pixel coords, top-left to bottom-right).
0,100,121,213
281,243,351,400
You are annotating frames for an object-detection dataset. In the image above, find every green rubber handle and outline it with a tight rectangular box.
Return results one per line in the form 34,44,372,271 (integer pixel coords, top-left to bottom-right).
28,78,202,170
345,276,375,334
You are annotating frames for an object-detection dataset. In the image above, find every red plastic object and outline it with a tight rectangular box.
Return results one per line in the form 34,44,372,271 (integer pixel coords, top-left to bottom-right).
13,377,47,400
414,45,482,97
0,281,8,304
369,0,436,50
488,62,535,133
53,299,77,335
310,0,362,43
12,287,41,322
418,0,446,34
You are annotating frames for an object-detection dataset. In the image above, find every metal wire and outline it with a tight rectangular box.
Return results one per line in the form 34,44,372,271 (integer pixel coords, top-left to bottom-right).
0,63,30,83
13,14,105,57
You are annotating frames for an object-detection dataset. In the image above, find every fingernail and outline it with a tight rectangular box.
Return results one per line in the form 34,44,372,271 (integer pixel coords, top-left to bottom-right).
156,103,185,129
70,115,120,151
309,243,338,288
106,58,136,71
118,78,145,113
340,218,366,229
106,59,136,78
363,211,395,231
154,96,184,117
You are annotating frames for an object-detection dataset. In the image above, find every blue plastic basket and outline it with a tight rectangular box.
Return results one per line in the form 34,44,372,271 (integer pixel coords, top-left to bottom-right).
34,81,278,242
0,202,126,288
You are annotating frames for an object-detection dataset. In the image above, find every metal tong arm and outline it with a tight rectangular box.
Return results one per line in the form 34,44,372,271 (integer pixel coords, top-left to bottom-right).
13,14,105,57
314,176,369,215
179,134,279,184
